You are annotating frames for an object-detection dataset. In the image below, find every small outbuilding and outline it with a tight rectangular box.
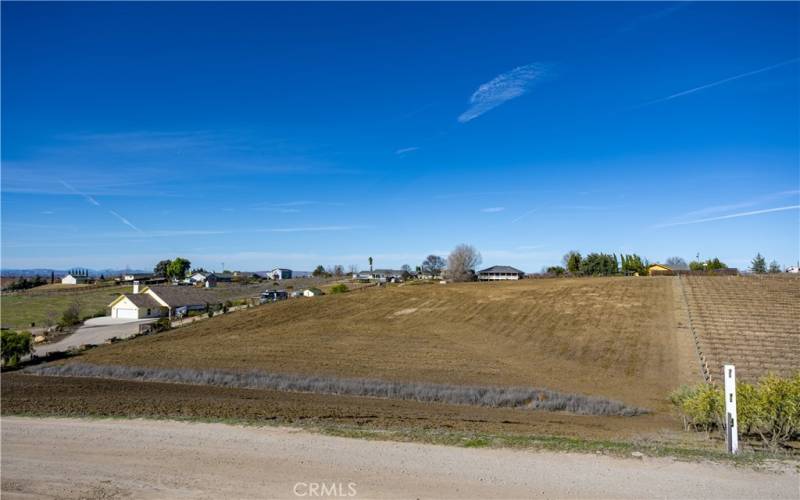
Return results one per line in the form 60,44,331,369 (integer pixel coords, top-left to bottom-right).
268,268,293,280
303,287,324,297
61,273,90,285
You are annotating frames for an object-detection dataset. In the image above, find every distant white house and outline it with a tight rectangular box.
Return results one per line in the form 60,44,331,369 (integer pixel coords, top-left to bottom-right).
61,274,89,285
303,287,324,297
268,268,292,280
189,272,217,287
354,269,405,283
477,266,525,281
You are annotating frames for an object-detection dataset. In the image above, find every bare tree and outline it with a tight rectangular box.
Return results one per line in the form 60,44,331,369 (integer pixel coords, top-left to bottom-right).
333,265,344,277
421,255,445,278
347,264,359,275
665,256,688,270
447,244,482,282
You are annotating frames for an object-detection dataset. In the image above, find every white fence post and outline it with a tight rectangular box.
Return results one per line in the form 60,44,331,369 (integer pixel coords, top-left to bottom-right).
723,364,738,454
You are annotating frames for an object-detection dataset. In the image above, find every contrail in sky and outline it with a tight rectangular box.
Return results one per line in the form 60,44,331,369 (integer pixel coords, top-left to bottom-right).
60,179,143,233
654,205,800,228
636,57,799,108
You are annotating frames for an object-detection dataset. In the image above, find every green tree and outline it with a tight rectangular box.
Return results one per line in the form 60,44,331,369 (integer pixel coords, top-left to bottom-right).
167,257,191,279
750,253,767,274
154,259,172,277
580,253,618,276
312,265,327,277
705,258,726,270
768,260,781,273
545,266,565,276
1,330,33,367
620,254,647,276
562,251,582,274
689,261,705,271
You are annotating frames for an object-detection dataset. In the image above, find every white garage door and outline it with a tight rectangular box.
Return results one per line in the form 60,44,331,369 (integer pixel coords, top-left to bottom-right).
113,308,138,319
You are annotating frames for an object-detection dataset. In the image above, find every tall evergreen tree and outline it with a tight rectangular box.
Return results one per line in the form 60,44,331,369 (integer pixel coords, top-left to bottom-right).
750,253,767,274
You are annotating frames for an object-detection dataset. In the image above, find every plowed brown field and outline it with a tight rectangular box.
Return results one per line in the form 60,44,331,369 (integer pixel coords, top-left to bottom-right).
52,277,700,410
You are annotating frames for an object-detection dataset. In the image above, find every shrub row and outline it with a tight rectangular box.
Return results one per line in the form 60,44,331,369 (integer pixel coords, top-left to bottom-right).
670,373,800,449
27,363,647,417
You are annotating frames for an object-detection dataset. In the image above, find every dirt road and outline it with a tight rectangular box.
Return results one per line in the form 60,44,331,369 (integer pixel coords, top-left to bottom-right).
2,417,796,499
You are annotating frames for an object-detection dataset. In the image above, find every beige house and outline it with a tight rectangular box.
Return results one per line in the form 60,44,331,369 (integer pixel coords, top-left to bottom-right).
108,294,164,319
109,285,219,320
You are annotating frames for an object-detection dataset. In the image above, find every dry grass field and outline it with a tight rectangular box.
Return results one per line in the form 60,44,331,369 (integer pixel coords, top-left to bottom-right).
681,275,800,383
53,277,700,411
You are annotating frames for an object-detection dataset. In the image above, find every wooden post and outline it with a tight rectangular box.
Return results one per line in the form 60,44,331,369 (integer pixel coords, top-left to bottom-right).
724,364,738,454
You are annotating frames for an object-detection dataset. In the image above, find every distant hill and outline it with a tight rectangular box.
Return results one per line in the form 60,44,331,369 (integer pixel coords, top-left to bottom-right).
1,269,148,278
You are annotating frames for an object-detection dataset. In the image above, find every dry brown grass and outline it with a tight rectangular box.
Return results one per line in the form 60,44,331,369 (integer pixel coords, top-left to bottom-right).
62,277,698,411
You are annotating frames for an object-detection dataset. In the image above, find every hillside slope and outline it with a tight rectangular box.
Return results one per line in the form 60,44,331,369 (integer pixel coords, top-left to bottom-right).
63,277,700,410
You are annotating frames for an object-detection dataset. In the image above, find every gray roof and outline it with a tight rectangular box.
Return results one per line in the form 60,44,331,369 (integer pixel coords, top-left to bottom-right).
122,293,162,309
478,266,525,275
146,285,221,308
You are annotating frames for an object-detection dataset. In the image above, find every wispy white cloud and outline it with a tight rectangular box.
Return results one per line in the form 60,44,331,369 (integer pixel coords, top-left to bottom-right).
636,58,800,108
619,2,692,33
104,225,366,238
653,205,800,228
258,225,365,233
41,210,55,215
458,63,551,123
395,147,420,155
251,200,345,213
480,207,505,213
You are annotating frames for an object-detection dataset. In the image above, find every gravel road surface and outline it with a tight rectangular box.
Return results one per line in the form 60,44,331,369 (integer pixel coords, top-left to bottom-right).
2,417,800,499
1,417,796,499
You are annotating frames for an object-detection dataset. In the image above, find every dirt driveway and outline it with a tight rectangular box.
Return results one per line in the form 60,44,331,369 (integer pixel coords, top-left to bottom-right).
2,417,796,499
34,317,156,356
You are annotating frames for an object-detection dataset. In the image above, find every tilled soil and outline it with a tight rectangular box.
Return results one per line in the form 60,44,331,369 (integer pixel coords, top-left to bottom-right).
55,277,700,411
2,373,683,441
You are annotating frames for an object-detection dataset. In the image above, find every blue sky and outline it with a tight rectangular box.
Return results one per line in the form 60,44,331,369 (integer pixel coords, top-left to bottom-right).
2,2,798,272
